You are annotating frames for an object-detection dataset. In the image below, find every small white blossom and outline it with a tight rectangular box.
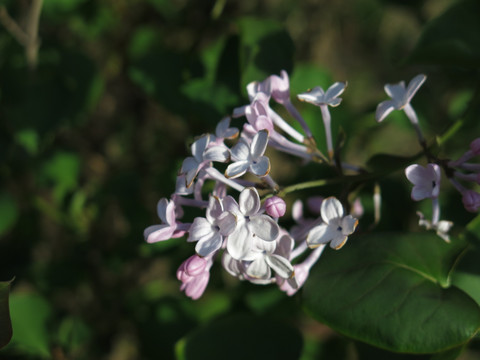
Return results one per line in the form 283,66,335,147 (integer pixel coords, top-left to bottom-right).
417,211,453,243
225,130,270,179
376,74,426,122
307,197,358,249
405,163,441,201
297,82,346,107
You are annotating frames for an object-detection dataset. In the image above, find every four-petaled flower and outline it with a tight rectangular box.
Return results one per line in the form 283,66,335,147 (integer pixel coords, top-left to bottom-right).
225,130,271,179
307,197,358,249
224,187,280,260
297,82,346,107
376,74,426,122
405,163,441,201
188,196,237,257
144,198,185,243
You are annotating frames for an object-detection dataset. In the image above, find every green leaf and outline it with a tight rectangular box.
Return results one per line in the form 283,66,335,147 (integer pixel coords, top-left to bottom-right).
40,152,80,203
0,280,13,349
0,192,19,236
302,233,480,353
238,17,294,89
8,293,52,358
177,313,303,360
407,0,480,68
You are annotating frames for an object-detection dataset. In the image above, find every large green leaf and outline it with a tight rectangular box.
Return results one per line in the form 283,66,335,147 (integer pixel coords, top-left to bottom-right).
407,0,480,68
0,280,13,349
176,313,303,360
302,233,480,353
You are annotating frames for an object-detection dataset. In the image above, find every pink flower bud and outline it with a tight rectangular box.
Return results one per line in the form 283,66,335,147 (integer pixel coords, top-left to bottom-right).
183,272,210,300
265,196,286,218
470,138,480,155
462,190,480,212
184,255,208,277
270,70,290,104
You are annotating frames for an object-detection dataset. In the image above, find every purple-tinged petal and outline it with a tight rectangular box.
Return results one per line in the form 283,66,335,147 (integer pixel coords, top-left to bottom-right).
230,140,250,161
156,198,169,223
217,211,237,236
253,238,276,253
204,145,229,162
239,187,261,216
144,224,175,243
196,232,223,257
375,100,395,122
248,214,279,241
184,272,210,300
254,115,274,132
222,251,245,277
266,254,294,279
321,197,344,223
206,196,223,223
225,161,249,179
184,255,208,277
191,135,209,162
188,217,214,243
250,130,269,160
250,156,270,177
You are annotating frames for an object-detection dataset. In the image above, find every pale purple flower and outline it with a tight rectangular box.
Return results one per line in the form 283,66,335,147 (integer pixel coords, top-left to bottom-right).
297,82,346,108
270,70,290,104
225,130,271,179
177,255,212,300
144,198,186,243
264,196,286,218
307,197,358,250
224,187,280,260
405,163,441,201
212,117,239,143
376,74,426,123
180,134,230,187
245,239,294,281
188,196,237,257
462,190,480,213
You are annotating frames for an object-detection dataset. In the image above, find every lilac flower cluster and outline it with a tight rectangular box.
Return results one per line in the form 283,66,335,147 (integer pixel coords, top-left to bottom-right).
376,75,480,242
146,71,479,299
145,71,358,299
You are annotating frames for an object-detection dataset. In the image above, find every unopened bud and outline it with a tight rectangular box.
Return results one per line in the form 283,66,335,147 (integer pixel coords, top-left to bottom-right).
265,196,286,218
462,190,480,213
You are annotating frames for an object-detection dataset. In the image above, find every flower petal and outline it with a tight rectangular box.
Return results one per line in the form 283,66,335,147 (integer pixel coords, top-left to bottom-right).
341,215,358,236
156,198,169,223
405,74,426,104
330,233,349,250
325,82,346,101
384,82,406,106
187,217,214,243
375,100,395,122
196,232,223,257
226,224,252,260
217,211,237,236
144,224,175,243
266,254,294,279
225,161,249,179
221,251,245,277
297,86,325,105
191,135,209,162
250,130,269,160
249,156,270,177
230,140,250,161
306,223,336,248
206,196,223,223
248,214,279,241
204,145,229,162
239,187,261,216
321,197,344,223
246,257,271,279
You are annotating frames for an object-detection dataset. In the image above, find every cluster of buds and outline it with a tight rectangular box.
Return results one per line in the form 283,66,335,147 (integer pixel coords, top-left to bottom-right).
145,70,478,299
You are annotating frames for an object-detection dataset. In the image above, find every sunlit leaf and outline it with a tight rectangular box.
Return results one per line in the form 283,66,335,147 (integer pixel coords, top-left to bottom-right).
303,233,480,353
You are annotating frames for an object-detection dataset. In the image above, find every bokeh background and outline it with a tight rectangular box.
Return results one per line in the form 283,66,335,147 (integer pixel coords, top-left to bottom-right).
1,0,479,359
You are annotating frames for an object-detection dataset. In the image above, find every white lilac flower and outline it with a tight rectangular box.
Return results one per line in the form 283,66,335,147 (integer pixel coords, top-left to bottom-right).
187,196,237,257
417,211,453,243
307,197,358,249
376,74,426,123
245,237,294,281
297,82,346,107
144,198,186,243
225,130,270,179
212,117,239,143
180,134,230,187
405,163,441,201
224,187,280,260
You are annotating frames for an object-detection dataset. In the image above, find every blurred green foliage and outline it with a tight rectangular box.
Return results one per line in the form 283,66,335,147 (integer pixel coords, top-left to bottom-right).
0,0,479,359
